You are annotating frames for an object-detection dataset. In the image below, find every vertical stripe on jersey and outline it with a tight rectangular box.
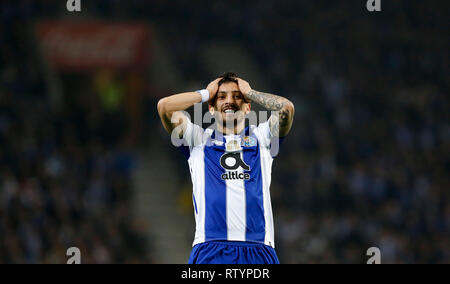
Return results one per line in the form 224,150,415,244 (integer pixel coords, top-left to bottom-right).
203,136,227,241
189,145,206,245
259,145,275,247
225,140,247,241
243,135,266,243
192,193,198,215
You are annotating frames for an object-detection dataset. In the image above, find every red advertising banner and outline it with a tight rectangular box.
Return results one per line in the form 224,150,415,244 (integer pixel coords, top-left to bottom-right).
36,21,150,70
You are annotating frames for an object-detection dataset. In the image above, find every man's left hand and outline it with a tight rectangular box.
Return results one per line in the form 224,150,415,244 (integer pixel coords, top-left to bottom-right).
237,78,252,97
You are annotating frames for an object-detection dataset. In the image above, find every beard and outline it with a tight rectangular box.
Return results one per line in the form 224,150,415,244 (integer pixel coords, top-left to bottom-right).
214,109,246,129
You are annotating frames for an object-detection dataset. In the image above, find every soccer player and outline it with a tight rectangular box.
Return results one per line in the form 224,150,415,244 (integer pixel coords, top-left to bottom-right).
157,72,294,264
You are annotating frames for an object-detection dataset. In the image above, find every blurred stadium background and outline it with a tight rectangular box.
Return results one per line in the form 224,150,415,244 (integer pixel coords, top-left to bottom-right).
0,0,448,263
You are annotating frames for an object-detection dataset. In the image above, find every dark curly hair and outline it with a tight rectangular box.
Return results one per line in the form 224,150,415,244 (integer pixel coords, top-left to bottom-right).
217,72,238,87
209,72,249,106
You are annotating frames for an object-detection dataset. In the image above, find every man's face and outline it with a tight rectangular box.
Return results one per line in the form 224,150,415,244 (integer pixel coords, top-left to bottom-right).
209,82,250,126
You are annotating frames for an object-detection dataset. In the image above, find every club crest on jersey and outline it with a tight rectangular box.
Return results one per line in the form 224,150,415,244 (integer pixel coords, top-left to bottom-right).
225,139,242,152
241,136,257,147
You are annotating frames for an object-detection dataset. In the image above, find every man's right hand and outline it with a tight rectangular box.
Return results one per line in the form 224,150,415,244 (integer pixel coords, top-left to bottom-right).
158,77,223,137
206,78,222,101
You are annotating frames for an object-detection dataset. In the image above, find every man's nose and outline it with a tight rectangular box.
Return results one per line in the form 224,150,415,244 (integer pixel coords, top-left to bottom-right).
225,94,235,104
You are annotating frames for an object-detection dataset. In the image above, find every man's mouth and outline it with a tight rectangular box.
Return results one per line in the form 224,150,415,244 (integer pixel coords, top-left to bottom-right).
222,107,237,114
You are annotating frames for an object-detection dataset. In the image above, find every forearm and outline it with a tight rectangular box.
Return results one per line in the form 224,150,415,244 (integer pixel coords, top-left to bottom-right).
245,90,295,137
157,91,203,136
158,78,220,136
245,90,291,111
157,92,202,115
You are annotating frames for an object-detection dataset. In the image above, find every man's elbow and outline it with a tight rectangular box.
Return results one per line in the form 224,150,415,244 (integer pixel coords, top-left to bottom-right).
157,98,168,116
284,100,295,117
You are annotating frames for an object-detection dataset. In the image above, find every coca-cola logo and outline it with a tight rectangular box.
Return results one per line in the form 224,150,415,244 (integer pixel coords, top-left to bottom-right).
37,22,147,68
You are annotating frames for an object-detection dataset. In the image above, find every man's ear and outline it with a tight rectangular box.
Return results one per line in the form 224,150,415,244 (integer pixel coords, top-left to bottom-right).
208,104,215,115
245,102,251,115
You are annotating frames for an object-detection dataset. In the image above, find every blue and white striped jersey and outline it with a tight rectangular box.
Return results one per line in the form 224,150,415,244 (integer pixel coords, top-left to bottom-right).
179,118,282,248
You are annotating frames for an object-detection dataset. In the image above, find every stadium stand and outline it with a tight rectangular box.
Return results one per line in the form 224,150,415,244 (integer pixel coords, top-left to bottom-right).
0,0,447,263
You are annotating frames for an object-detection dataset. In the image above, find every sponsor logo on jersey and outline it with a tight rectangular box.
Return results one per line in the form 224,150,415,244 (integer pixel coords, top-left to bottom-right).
220,152,251,180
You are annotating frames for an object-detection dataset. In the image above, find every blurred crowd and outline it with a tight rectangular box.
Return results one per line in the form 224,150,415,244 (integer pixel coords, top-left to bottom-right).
142,0,449,263
1,0,448,263
258,1,448,264
0,20,152,263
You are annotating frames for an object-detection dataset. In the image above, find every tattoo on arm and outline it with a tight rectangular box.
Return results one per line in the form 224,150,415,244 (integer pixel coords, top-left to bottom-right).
246,90,293,137
246,90,285,111
269,109,290,136
269,114,280,137
279,108,290,127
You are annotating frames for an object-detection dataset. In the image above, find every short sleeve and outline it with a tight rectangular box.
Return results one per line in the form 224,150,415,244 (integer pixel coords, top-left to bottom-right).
255,119,272,149
254,114,286,158
178,118,204,159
